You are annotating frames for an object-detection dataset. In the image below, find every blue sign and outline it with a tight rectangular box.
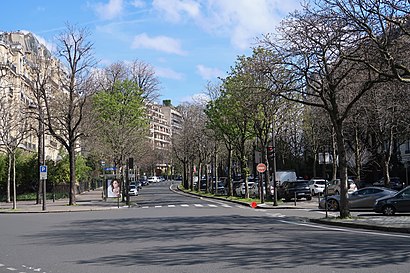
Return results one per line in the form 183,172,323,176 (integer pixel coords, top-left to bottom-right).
40,165,47,173
104,167,116,171
40,165,47,179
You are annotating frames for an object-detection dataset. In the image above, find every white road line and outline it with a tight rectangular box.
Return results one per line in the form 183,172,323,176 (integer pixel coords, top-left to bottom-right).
181,204,189,207
221,204,232,208
278,219,410,239
0,264,4,267
6,268,16,271
208,204,218,207
154,205,162,208
265,213,285,218
168,205,176,208
141,206,149,209
194,204,204,207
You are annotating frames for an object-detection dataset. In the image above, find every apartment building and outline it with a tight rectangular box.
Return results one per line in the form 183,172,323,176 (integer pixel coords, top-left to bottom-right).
145,101,182,175
0,31,61,161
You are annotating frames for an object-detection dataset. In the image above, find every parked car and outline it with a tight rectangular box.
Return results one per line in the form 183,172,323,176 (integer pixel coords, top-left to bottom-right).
130,181,142,190
236,181,255,197
374,186,410,215
279,180,312,201
308,178,327,196
128,185,139,196
147,176,160,183
373,177,405,191
213,181,227,195
327,178,357,195
319,187,397,211
249,182,266,198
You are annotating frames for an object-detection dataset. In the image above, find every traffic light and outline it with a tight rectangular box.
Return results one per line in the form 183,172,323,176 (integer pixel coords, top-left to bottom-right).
267,146,274,161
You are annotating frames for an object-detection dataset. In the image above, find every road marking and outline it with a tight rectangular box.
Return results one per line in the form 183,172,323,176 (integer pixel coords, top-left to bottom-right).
0,264,4,267
208,204,217,207
6,268,16,271
221,204,232,208
278,219,410,239
194,204,203,207
168,205,176,208
266,213,285,218
181,204,189,207
154,205,162,208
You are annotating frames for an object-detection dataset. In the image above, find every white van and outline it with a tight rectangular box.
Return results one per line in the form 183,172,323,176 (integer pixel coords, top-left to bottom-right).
274,171,297,186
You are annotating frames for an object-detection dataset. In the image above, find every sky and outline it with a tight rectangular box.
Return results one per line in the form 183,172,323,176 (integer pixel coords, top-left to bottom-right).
1,0,303,105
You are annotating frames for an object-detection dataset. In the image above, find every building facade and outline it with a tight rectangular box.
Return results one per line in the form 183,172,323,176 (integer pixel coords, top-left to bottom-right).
0,31,62,161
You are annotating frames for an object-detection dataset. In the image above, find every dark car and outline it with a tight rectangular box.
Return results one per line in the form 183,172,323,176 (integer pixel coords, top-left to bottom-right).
279,180,312,201
319,187,397,211
373,177,405,191
374,186,410,215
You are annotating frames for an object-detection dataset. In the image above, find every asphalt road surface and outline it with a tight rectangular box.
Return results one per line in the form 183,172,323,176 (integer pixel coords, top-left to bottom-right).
1,180,409,273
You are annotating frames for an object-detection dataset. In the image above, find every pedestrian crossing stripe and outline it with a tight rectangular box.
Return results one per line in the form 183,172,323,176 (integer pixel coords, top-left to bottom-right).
139,203,234,209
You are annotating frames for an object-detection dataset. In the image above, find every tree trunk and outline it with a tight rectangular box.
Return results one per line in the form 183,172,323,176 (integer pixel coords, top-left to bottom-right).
354,126,361,185
69,146,77,206
333,121,350,219
7,152,11,203
331,132,337,180
12,152,16,209
227,148,233,196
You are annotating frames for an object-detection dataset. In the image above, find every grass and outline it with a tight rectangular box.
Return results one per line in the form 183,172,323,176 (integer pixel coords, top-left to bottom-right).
179,185,280,204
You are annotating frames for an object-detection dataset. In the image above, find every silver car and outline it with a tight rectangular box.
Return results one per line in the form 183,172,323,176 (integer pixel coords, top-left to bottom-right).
319,187,397,211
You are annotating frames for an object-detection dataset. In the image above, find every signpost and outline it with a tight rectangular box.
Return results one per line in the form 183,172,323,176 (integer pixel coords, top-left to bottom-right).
40,165,47,210
257,163,267,173
40,165,47,179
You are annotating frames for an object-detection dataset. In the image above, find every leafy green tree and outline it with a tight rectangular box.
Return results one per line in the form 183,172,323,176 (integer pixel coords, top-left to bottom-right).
91,79,148,203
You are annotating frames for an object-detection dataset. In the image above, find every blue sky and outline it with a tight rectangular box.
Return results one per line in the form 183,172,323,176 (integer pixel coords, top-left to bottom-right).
2,0,302,105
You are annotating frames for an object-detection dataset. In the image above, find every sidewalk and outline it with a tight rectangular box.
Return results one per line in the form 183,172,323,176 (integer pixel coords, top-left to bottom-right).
1,187,410,234
0,188,123,213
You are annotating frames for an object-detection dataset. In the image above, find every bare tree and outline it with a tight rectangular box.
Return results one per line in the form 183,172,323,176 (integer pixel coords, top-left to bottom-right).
0,92,30,208
258,4,386,218
128,59,160,102
323,0,410,82
42,24,96,205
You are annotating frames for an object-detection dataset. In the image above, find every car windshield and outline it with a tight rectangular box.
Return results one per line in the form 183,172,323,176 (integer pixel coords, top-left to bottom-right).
315,180,325,185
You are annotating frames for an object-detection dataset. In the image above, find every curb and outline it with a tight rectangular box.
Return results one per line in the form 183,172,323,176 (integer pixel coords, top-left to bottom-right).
310,218,410,234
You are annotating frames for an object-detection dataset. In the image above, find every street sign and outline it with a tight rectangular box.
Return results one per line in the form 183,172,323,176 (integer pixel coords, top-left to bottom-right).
257,163,267,173
40,165,47,180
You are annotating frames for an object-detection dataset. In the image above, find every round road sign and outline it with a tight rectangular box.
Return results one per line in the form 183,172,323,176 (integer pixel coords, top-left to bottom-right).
256,163,267,173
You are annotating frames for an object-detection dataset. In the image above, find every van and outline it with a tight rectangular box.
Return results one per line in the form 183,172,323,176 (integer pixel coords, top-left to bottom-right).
274,171,297,186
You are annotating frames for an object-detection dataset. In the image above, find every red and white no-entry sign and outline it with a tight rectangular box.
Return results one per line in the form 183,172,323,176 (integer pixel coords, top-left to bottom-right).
256,163,267,173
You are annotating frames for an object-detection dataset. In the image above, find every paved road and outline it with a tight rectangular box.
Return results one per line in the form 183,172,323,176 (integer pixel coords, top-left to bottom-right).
1,181,410,273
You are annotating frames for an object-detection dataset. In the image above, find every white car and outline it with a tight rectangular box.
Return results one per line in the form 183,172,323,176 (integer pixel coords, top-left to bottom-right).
128,185,139,196
308,178,327,195
147,176,160,183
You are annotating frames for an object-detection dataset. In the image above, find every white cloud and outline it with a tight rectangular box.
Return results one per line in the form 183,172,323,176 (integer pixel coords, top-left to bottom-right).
131,0,146,8
196,64,223,80
132,33,187,55
153,0,200,22
94,0,124,20
180,93,210,104
155,66,184,80
152,0,302,50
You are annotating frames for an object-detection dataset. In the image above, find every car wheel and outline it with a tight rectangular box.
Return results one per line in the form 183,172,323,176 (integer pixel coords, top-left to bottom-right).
382,205,396,216
326,199,339,211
